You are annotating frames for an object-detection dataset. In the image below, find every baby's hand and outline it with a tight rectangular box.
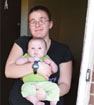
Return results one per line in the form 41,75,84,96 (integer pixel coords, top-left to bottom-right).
28,57,35,63
16,58,28,64
44,59,58,73
44,59,51,65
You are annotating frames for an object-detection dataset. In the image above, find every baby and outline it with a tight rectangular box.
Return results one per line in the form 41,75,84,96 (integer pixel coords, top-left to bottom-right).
16,38,60,105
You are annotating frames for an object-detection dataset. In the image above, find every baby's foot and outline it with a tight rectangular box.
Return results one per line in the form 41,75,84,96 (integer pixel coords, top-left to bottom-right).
37,102,45,105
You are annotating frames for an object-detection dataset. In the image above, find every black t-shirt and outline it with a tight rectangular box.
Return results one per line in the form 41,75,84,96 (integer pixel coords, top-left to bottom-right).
9,36,73,105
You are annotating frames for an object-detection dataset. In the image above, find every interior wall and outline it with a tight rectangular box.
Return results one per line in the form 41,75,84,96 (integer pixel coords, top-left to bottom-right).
20,0,29,36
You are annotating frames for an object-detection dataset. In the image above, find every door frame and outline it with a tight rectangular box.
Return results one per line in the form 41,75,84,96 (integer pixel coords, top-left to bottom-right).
76,0,94,105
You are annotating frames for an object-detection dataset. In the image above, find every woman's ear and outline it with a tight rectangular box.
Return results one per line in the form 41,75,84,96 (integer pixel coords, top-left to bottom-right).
49,21,53,29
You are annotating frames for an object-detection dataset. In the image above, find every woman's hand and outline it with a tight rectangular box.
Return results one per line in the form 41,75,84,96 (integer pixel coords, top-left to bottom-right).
36,86,46,101
32,84,46,101
38,62,52,80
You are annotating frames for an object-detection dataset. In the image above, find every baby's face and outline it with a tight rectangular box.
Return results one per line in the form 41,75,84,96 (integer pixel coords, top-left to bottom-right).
28,40,47,58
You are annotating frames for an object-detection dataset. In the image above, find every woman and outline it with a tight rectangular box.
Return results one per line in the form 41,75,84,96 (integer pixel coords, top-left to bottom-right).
5,5,73,105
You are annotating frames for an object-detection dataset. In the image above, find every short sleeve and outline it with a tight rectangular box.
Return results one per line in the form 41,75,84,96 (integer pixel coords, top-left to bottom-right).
48,39,73,64
60,45,73,63
15,36,31,54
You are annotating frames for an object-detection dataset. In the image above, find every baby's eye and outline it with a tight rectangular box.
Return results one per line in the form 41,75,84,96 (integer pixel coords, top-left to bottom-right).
38,47,42,49
31,47,35,49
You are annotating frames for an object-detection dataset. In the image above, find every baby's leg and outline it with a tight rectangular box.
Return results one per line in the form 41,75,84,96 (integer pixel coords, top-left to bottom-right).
50,101,57,105
26,96,39,105
26,96,45,105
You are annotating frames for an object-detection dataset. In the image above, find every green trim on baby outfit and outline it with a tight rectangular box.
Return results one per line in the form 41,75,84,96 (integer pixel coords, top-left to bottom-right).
22,53,50,83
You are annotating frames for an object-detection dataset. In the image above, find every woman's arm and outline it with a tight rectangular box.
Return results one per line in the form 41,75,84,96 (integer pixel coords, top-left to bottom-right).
58,61,72,96
5,43,33,78
5,43,51,79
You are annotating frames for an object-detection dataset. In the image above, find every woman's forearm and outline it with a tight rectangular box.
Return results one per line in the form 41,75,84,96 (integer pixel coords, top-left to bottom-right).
5,62,33,78
5,43,34,79
58,82,71,96
5,61,52,79
58,61,72,96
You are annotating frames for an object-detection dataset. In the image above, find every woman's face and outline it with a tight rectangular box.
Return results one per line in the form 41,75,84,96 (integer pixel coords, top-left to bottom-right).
29,10,53,39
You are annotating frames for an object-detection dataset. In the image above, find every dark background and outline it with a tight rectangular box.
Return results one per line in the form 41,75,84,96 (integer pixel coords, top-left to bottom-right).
1,0,21,105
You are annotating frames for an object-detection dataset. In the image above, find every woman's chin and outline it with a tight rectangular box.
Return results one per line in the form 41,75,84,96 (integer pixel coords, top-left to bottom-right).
33,36,43,38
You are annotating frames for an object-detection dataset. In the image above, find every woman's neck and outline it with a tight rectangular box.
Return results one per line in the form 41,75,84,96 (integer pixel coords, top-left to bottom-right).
44,36,51,51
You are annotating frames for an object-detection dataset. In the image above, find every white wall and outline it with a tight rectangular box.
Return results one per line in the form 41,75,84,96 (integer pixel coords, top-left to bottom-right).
20,0,29,36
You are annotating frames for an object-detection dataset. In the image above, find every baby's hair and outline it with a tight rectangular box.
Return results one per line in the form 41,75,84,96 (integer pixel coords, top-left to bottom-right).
29,38,47,49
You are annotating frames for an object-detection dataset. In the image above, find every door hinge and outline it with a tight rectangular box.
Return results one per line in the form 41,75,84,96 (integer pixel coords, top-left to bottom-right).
86,69,91,82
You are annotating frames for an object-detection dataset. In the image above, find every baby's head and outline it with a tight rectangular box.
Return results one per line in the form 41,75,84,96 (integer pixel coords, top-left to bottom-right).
28,38,47,58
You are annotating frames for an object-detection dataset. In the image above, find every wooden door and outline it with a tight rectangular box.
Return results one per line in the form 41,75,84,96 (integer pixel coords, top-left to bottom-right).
1,0,21,105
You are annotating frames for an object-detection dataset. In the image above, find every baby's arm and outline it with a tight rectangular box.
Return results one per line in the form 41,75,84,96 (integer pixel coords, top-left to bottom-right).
16,57,35,65
16,57,29,65
44,59,58,73
28,57,35,63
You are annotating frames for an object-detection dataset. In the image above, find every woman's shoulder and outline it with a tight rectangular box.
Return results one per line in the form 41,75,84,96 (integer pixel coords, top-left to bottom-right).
15,36,32,43
50,39,73,63
15,36,32,53
51,39,69,50
15,36,32,46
